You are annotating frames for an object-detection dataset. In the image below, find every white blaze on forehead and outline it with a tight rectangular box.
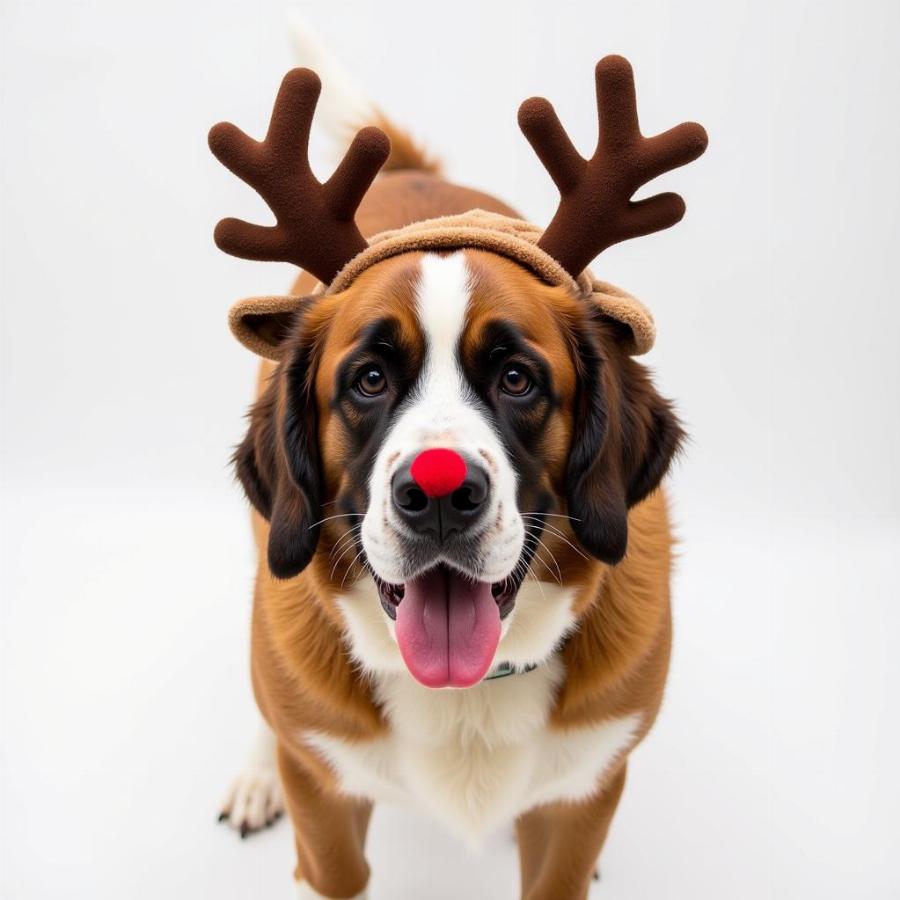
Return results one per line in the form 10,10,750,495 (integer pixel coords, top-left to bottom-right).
413,251,472,416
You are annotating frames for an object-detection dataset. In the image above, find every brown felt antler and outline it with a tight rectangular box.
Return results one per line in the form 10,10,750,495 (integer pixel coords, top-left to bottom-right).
209,68,391,285
518,56,708,278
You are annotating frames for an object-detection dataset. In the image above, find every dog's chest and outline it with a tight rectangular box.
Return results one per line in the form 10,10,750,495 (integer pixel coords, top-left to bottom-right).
304,657,639,841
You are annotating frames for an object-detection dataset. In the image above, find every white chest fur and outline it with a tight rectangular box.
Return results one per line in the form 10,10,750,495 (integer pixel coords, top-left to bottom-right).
304,657,639,844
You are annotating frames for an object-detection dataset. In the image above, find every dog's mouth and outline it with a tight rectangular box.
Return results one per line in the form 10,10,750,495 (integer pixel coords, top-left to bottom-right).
374,563,523,689
376,568,520,621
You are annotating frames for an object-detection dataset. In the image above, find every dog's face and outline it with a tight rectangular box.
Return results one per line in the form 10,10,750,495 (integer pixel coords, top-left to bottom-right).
235,250,682,688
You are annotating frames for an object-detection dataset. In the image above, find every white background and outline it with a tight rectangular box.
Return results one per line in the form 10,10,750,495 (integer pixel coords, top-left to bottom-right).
2,0,899,898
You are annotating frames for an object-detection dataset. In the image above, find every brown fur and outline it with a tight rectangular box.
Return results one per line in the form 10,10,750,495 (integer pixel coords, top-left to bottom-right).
241,156,677,899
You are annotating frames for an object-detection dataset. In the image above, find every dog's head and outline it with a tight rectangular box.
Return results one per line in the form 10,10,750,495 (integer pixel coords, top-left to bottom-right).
234,249,683,687
212,57,704,688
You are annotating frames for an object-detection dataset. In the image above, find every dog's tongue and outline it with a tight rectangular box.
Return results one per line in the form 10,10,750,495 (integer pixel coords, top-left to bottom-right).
395,567,501,688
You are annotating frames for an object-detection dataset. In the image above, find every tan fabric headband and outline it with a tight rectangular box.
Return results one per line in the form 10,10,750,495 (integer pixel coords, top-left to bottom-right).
228,209,656,361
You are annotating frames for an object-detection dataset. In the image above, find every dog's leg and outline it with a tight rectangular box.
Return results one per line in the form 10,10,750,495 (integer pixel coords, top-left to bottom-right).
278,743,373,900
218,719,284,837
516,765,627,900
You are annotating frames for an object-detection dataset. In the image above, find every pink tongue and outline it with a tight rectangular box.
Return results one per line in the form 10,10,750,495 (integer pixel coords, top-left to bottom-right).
395,567,501,688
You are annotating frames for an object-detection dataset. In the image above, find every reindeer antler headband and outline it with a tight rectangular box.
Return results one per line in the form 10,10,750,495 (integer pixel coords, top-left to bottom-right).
210,57,707,355
518,56,707,277
208,69,390,285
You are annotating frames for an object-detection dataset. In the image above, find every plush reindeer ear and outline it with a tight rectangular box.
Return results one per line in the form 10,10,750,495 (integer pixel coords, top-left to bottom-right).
228,295,317,360
233,319,322,578
567,322,684,564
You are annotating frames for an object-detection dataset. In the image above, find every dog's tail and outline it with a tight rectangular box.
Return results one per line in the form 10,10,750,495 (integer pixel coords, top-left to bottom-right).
288,15,441,175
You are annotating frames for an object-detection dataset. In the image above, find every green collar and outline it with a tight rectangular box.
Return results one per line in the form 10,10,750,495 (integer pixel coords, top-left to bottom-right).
483,661,539,682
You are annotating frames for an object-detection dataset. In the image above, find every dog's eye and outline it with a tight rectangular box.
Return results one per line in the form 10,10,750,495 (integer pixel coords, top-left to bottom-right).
356,366,387,397
500,367,532,396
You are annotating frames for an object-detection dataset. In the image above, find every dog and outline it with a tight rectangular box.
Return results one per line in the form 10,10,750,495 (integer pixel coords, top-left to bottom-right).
212,30,706,900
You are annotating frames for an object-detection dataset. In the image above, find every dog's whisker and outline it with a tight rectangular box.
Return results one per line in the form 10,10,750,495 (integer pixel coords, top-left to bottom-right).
529,550,556,583
520,512,582,523
350,559,372,589
328,534,361,565
330,538,362,582
524,519,591,563
340,548,368,591
523,519,573,545
527,538,563,586
329,524,364,560
522,530,564,587
308,512,365,531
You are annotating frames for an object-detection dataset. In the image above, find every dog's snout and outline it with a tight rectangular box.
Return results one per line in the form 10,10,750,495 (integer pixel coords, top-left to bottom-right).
391,450,489,542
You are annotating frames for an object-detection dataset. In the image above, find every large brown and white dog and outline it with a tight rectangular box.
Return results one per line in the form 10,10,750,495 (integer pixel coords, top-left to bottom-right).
213,33,706,900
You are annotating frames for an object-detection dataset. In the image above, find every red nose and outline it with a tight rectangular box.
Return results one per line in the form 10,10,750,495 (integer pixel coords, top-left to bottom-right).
409,448,467,498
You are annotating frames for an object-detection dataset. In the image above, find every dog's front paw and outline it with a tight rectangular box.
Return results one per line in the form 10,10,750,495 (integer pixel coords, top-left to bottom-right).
218,763,284,838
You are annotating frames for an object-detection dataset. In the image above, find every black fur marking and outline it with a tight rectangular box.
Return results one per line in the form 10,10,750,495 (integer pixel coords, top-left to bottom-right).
462,320,560,510
331,317,425,520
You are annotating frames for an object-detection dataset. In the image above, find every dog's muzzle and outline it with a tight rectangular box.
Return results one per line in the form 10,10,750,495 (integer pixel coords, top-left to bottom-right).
374,448,526,689
390,448,489,543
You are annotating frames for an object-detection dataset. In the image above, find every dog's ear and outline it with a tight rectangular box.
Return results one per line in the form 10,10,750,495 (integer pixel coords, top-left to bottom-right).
233,313,323,579
567,320,684,564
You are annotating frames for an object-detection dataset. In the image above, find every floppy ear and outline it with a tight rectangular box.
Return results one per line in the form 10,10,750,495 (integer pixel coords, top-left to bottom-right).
232,312,323,579
567,320,684,564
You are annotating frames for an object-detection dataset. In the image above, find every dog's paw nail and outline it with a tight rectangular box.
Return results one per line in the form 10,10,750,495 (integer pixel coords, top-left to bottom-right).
219,764,284,838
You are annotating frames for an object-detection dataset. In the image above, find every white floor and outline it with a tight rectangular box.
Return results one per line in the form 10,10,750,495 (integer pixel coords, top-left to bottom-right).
2,488,898,899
